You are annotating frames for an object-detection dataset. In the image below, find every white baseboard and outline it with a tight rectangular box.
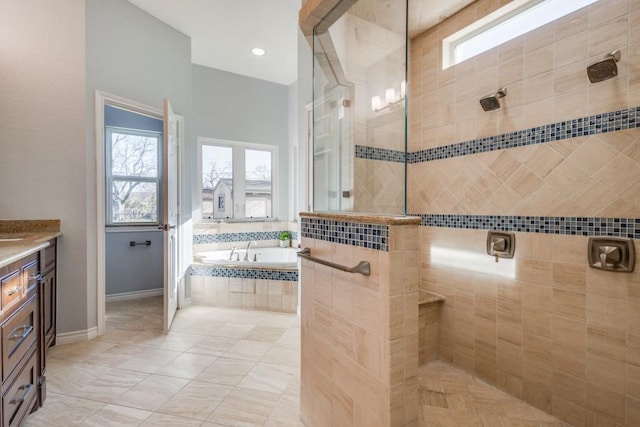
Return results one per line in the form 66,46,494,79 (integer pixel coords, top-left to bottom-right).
105,288,163,302
56,327,98,345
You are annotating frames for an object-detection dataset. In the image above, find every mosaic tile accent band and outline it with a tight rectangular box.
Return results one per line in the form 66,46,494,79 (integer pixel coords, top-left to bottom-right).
355,107,640,163
301,217,389,251
408,107,639,163
194,230,298,244
415,214,640,238
355,145,405,163
189,265,298,281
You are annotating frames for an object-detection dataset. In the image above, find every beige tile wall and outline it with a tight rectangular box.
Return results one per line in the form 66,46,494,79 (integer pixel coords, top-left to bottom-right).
409,0,640,154
190,275,298,314
408,0,640,425
408,0,640,218
300,222,419,426
354,158,405,214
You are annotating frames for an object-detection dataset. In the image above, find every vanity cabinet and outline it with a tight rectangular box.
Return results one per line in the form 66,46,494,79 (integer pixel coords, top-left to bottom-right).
0,238,57,426
0,253,40,427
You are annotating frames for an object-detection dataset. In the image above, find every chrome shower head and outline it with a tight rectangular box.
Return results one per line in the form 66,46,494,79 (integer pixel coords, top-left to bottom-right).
587,50,621,83
479,88,507,112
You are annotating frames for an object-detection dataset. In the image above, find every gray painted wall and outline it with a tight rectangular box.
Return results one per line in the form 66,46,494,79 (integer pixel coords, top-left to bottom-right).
105,231,164,295
0,0,88,334
192,65,290,220
86,0,194,320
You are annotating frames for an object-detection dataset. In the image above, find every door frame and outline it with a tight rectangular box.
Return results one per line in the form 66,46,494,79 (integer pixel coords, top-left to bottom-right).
94,90,184,336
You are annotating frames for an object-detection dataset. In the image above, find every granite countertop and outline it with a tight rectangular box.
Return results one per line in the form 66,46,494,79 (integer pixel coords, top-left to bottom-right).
300,211,422,225
0,220,61,269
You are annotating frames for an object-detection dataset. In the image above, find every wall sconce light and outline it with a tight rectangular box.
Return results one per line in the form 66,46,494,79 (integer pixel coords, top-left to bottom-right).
371,80,406,113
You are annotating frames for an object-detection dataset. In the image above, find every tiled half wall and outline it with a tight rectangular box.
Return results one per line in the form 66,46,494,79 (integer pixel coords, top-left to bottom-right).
299,213,421,426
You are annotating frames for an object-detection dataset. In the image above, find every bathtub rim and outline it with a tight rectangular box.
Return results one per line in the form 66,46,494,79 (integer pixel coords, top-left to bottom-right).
194,247,298,269
190,260,298,271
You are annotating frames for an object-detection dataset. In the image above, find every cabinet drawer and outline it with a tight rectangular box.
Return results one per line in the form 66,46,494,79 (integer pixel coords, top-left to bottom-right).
22,259,38,295
2,348,37,427
40,242,56,272
1,270,22,311
2,296,38,382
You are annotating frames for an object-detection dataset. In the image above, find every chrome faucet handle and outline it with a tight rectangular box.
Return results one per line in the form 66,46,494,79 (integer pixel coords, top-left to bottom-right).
244,241,257,261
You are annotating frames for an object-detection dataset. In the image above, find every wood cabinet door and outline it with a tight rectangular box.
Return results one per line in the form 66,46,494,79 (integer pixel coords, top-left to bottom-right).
41,269,55,350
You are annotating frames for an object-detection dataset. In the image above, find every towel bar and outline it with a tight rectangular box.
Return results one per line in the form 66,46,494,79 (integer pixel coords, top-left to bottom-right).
297,247,370,276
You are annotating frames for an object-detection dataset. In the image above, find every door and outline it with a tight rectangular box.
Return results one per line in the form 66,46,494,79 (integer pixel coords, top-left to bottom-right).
162,98,178,333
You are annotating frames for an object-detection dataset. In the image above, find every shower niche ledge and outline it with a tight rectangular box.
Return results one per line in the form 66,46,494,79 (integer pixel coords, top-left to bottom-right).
418,289,445,305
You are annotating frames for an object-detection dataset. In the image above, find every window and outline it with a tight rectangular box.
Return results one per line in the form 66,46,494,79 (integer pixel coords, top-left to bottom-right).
245,149,273,218
106,127,161,224
200,138,277,220
442,0,598,69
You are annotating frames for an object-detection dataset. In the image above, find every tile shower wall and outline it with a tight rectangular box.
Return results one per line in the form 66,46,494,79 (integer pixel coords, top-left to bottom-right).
300,215,420,426
408,0,640,426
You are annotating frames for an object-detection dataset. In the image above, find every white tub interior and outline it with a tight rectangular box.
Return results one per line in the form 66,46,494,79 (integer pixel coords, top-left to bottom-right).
195,247,298,268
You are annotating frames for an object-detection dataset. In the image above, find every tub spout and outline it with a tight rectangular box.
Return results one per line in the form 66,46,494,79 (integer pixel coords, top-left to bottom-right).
244,241,257,261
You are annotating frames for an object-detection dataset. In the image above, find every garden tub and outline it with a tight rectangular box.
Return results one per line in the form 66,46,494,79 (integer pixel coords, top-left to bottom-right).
194,247,298,269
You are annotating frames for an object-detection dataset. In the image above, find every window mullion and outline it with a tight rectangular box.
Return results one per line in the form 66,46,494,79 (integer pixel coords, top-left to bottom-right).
234,146,246,219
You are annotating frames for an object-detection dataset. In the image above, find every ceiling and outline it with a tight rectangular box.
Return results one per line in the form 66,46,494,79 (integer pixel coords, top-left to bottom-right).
126,0,301,86
126,0,475,86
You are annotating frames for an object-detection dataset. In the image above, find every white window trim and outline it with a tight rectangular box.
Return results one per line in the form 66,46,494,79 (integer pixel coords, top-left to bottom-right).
105,126,162,226
197,137,279,222
442,0,598,69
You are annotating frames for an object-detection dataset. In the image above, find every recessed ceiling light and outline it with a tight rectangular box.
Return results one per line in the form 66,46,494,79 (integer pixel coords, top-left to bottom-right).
251,48,266,56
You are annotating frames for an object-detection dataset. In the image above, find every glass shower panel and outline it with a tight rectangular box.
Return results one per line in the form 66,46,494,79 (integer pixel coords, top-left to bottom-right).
312,0,407,214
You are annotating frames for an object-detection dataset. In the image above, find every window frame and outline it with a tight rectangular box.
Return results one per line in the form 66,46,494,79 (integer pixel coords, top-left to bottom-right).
105,126,162,226
442,0,598,69
198,137,279,222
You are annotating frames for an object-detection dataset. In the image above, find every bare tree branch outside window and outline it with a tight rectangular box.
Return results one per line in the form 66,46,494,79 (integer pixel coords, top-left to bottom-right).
109,130,160,223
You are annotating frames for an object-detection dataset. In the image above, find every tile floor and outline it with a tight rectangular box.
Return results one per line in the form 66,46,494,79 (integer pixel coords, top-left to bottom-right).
25,296,571,426
24,296,303,426
418,361,569,427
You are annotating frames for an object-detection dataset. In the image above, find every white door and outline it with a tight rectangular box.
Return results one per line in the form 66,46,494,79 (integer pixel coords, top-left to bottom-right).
162,98,179,333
